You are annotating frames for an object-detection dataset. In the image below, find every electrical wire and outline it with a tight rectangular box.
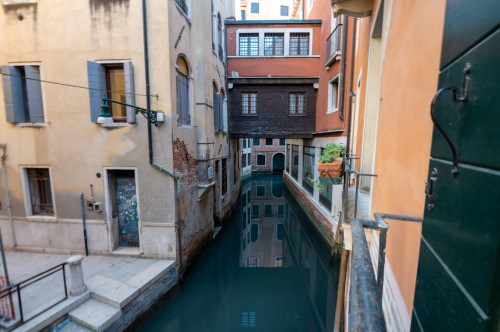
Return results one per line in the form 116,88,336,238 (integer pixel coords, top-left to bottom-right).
0,72,159,99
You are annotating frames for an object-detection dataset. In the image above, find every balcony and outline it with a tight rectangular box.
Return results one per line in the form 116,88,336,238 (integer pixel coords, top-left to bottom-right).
325,24,341,67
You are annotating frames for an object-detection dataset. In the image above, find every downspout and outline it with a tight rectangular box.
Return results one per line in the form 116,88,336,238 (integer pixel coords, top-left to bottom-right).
345,18,357,159
142,0,180,196
0,144,16,249
338,16,348,121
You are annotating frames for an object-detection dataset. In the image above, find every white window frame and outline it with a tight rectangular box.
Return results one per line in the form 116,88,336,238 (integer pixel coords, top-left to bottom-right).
235,28,315,57
327,74,340,114
20,166,56,219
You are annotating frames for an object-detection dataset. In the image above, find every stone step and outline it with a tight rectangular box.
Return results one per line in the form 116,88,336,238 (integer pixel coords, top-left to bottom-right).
126,260,175,292
86,275,139,309
69,299,121,332
57,320,93,332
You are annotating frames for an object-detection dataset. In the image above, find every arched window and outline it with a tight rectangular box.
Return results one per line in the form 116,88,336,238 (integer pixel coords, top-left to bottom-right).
217,13,222,57
176,56,190,125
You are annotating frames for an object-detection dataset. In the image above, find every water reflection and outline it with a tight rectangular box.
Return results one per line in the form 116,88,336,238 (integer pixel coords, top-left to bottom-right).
135,175,340,332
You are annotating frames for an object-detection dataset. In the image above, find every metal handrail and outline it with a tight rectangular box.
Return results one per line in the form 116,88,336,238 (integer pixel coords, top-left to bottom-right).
0,263,68,325
326,24,342,66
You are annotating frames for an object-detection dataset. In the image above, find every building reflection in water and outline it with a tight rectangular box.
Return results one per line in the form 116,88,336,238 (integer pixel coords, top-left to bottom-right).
136,175,339,332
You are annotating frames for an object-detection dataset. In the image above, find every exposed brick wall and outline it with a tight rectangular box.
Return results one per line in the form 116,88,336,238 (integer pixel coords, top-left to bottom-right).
284,174,335,244
229,83,316,138
173,138,197,185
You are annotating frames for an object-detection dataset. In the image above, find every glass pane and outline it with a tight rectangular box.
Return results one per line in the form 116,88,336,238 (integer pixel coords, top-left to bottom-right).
302,147,315,194
107,67,126,121
292,145,299,180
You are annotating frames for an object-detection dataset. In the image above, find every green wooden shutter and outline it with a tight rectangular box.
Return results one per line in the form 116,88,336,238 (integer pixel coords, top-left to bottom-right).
123,61,136,123
24,65,44,123
1,66,26,123
214,93,221,131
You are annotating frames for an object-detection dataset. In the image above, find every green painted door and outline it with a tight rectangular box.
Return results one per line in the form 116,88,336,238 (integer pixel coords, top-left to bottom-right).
412,2,500,330
272,153,285,172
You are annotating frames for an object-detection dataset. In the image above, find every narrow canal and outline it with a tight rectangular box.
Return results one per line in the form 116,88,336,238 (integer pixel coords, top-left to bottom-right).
135,175,340,331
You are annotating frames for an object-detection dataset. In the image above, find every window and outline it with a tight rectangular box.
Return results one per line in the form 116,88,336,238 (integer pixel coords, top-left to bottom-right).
264,33,284,56
280,5,289,16
256,185,266,197
251,224,259,242
328,76,339,113
175,0,188,16
279,138,285,146
253,138,260,146
242,153,247,167
276,222,284,240
264,204,273,217
86,61,135,123
241,10,246,20
257,155,266,166
286,144,290,173
277,204,284,217
1,65,45,123
217,13,223,59
242,92,257,114
290,33,310,56
247,153,251,167
289,93,306,115
319,147,333,209
252,204,260,218
176,57,190,125
303,147,315,194
25,168,54,216
222,158,227,195
213,89,223,131
250,2,259,13
265,138,273,146
239,33,259,56
292,145,299,180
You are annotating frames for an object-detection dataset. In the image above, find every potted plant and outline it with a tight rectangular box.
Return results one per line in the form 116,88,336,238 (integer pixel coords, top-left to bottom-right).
317,143,346,178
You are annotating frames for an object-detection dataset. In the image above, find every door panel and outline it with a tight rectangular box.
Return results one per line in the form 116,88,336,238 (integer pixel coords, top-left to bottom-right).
116,177,139,247
432,28,500,171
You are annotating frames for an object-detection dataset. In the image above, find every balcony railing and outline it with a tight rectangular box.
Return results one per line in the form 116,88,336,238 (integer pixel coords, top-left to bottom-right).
175,0,188,16
326,24,342,66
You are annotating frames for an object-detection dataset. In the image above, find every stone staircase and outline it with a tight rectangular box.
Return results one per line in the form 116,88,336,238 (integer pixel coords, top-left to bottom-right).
14,260,177,332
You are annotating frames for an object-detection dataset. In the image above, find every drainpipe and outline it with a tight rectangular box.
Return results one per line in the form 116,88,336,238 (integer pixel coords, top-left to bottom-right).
142,0,180,196
338,16,348,121
345,17,357,160
0,145,16,250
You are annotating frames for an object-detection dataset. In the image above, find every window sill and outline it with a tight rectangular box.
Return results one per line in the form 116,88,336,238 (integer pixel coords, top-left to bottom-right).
26,215,57,222
100,123,135,128
326,108,338,115
16,122,48,127
288,114,307,117
241,114,258,117
2,0,36,5
229,55,320,59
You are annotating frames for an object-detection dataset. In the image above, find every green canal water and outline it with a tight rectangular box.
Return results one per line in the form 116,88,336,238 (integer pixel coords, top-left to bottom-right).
135,175,340,332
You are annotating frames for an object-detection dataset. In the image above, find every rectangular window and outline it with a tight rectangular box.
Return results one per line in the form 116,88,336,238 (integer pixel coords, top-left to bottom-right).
25,168,54,216
222,158,227,195
302,147,315,194
265,138,273,146
277,204,285,217
256,185,265,197
264,204,273,217
241,10,246,20
250,2,259,13
175,0,189,16
292,145,299,180
280,5,289,16
243,139,247,149
253,138,260,146
239,33,259,56
290,33,310,56
289,93,306,115
1,65,44,123
242,153,247,168
264,33,284,56
279,138,285,146
286,144,290,173
87,61,135,123
328,77,339,113
242,92,257,114
257,155,266,166
252,204,260,218
276,223,284,240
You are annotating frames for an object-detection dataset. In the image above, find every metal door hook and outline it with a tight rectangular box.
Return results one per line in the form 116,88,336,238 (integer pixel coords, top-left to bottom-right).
430,63,471,177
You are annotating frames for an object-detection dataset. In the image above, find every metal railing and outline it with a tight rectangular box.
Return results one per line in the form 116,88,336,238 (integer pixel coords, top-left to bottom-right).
175,0,188,16
0,263,68,325
326,24,342,66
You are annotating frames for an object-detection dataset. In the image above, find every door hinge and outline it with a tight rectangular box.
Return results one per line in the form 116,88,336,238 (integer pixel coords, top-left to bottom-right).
425,168,438,211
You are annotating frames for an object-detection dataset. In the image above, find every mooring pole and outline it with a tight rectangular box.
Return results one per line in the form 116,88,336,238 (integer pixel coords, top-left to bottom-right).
80,193,89,256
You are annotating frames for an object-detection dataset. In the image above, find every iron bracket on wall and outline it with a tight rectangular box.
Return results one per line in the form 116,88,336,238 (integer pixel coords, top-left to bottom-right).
102,97,160,126
429,63,471,177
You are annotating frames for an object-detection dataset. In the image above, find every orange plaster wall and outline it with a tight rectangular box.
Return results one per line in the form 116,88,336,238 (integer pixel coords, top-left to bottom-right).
370,0,446,314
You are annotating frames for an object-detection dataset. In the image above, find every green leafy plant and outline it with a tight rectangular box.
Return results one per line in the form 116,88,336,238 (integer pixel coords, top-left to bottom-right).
310,178,325,192
318,143,346,163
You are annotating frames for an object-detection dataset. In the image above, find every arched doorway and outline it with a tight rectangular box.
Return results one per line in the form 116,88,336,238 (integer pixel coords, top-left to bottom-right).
272,153,285,173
